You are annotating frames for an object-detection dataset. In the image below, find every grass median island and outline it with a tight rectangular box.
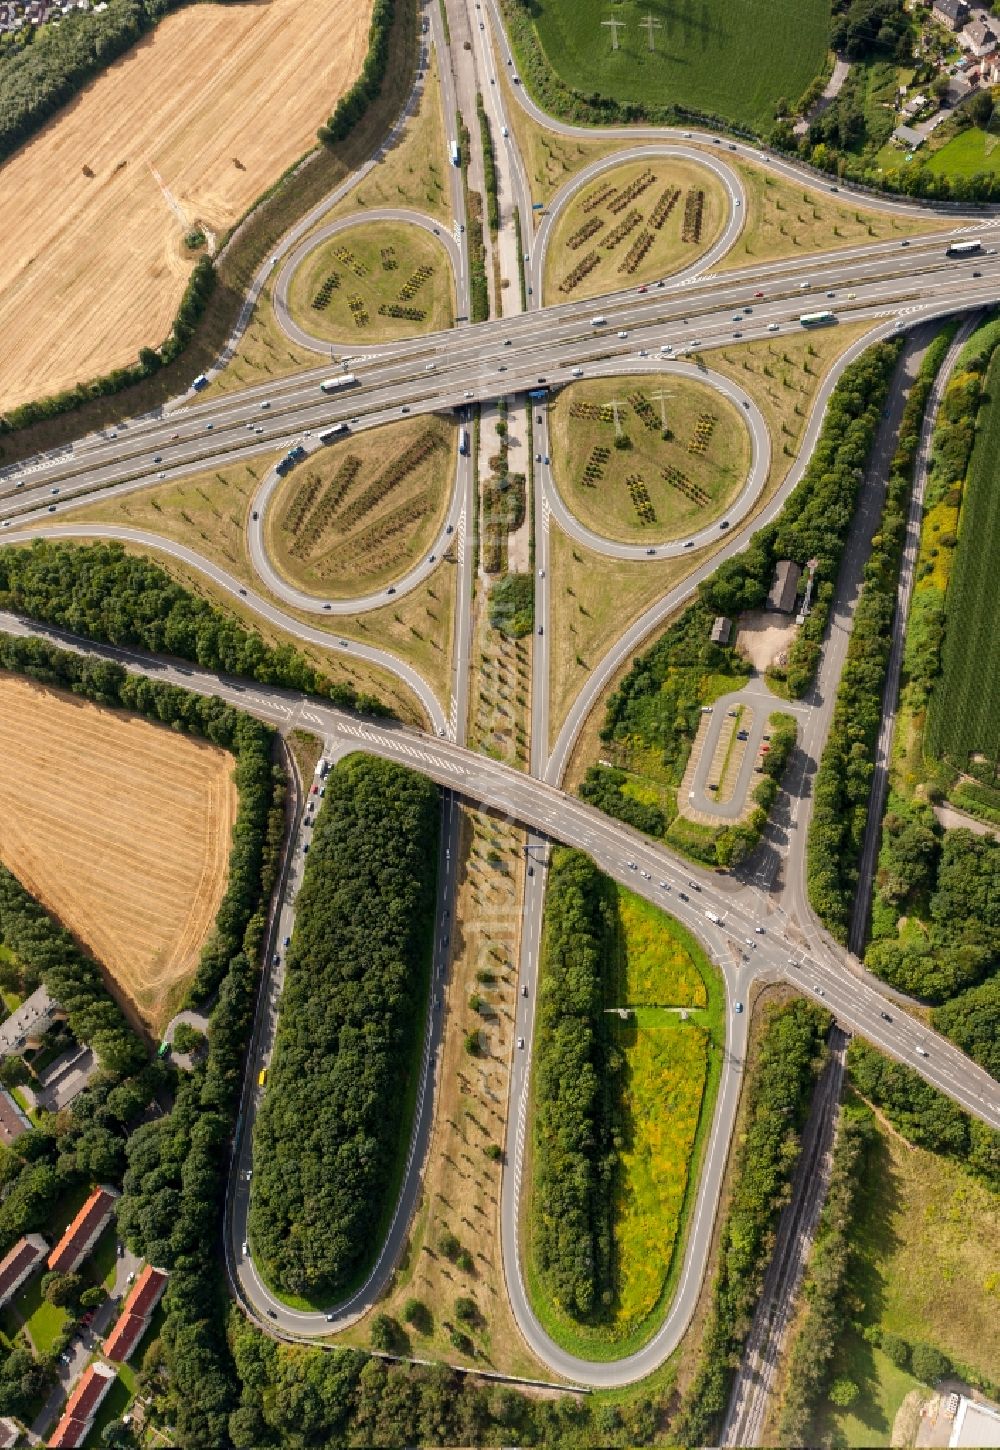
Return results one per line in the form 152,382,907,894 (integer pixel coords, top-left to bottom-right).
548,373,749,543
718,163,942,271
249,754,439,1303
542,157,727,303
268,413,454,596
286,221,455,345
526,849,724,1359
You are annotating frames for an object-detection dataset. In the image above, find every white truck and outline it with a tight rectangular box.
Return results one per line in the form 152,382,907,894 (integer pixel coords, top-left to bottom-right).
320,374,357,393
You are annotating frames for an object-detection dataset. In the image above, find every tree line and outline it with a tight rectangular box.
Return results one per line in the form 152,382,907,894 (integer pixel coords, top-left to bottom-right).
531,848,614,1321
674,997,830,1445
248,755,440,1300
807,326,955,939
775,1101,875,1441
317,0,393,145
117,762,286,1448
579,342,899,844
0,539,393,716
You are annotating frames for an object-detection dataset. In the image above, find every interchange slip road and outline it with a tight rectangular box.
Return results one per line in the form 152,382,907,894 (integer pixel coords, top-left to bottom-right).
3,0,1000,1404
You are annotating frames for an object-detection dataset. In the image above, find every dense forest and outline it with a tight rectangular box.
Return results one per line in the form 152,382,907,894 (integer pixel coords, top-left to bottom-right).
807,327,954,939
579,343,898,844
0,540,391,714
531,848,614,1320
248,755,439,1299
675,997,829,1444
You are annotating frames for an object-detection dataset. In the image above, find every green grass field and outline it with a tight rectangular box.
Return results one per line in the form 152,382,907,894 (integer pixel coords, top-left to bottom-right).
817,1098,1000,1445
610,887,708,1008
286,221,455,344
527,0,829,132
543,156,726,303
548,374,749,544
926,126,1000,179
925,348,1000,778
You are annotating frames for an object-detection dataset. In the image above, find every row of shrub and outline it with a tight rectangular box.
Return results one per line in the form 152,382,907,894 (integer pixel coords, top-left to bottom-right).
457,112,489,324
477,92,499,237
531,848,614,1321
775,1102,875,1441
248,754,439,1299
579,342,899,845
317,0,394,145
0,539,393,716
673,997,830,1444
807,325,956,940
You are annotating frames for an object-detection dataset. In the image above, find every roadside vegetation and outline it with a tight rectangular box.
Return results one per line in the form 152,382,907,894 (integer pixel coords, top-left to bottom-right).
249,755,439,1301
807,324,956,939
576,339,899,859
286,221,455,345
528,849,723,1356
0,539,394,715
810,1042,1000,1446
674,996,830,1445
542,157,726,304
854,316,1000,1077
547,373,749,544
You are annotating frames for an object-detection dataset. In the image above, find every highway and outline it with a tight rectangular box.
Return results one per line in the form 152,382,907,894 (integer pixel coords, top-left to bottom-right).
3,0,999,1400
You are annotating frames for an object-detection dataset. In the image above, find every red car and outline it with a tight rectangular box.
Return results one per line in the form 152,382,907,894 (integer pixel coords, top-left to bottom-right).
310,784,319,795
637,285,648,293
754,290,764,298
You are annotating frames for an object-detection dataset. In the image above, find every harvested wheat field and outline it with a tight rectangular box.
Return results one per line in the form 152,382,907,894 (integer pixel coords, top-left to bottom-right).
0,675,239,1033
0,0,371,413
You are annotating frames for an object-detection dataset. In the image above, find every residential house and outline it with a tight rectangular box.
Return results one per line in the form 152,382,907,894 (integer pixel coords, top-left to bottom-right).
0,1089,30,1148
0,1235,48,1308
0,987,61,1057
48,1185,119,1275
961,16,999,54
48,1362,117,1448
103,1265,168,1364
932,0,970,30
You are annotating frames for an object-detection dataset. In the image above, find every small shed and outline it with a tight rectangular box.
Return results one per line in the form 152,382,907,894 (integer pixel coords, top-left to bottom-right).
767,561,802,614
710,615,732,645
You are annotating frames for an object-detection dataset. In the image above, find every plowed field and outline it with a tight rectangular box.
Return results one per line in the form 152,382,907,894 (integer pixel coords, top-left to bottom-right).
0,676,238,1032
0,0,371,412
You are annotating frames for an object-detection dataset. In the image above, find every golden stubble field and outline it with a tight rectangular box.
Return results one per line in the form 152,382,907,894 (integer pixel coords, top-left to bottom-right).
0,0,371,412
0,676,238,1033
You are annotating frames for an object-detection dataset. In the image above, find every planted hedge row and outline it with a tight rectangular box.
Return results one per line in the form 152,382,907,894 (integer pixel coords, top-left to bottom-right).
807,326,955,940
477,92,499,237
531,848,614,1321
248,755,439,1299
318,0,394,145
0,539,393,716
674,997,829,1445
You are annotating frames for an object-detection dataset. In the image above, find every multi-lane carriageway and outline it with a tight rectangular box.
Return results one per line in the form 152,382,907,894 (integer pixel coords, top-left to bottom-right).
2,226,1000,531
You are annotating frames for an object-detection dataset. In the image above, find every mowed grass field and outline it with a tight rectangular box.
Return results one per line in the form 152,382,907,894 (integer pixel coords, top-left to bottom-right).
0,676,238,1033
286,222,455,345
0,0,372,412
925,347,1000,775
549,374,749,543
528,0,829,132
268,414,454,596
543,157,726,303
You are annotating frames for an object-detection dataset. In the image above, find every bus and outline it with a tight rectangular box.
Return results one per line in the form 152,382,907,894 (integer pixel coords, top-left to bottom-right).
528,387,549,401
320,373,357,393
946,239,981,258
799,311,836,327
258,1067,268,1088
318,423,349,443
451,141,461,167
459,427,470,456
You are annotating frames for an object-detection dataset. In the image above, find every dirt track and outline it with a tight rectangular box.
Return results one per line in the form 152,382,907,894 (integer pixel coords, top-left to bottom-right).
0,676,238,1033
0,0,371,411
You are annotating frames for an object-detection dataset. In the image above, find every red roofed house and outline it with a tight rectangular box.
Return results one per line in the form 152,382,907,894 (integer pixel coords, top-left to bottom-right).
0,1233,48,1307
48,1185,119,1275
48,1361,117,1448
103,1265,168,1363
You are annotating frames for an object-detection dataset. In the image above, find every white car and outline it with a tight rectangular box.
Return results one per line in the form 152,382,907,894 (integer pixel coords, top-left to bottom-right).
464,390,474,398
501,125,509,137
734,1001,744,1014
767,322,780,332
517,1037,525,1049
617,329,629,338
627,861,637,870
755,925,765,934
